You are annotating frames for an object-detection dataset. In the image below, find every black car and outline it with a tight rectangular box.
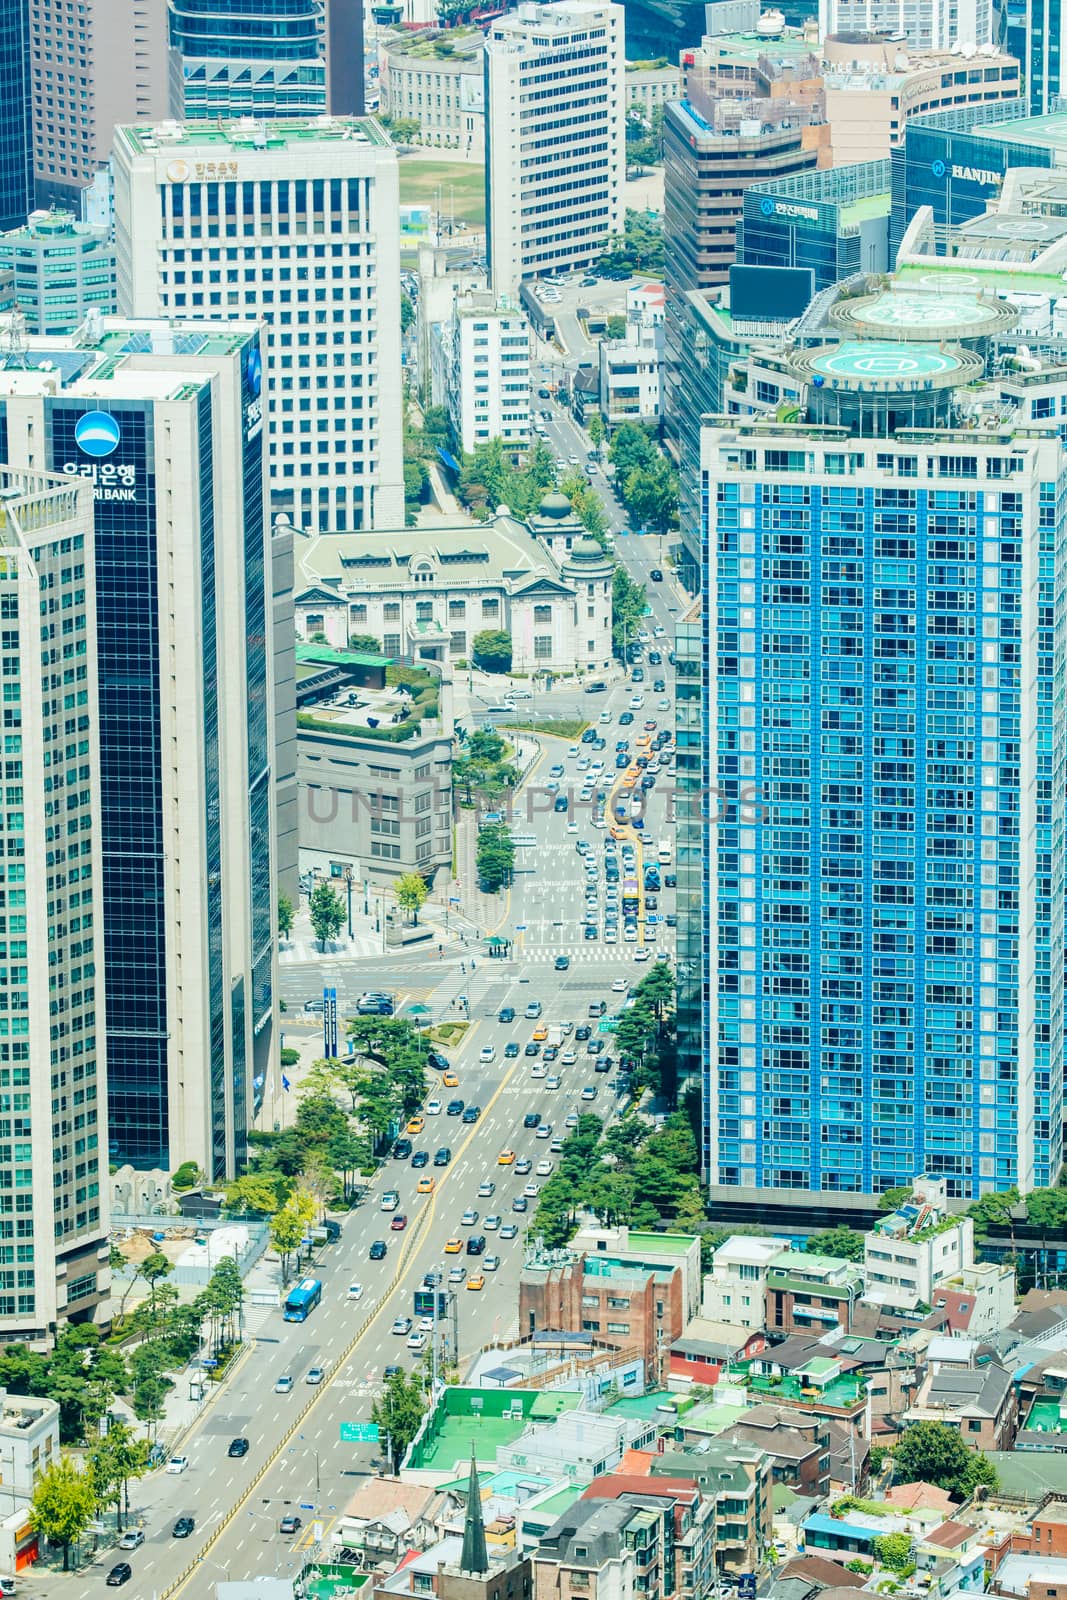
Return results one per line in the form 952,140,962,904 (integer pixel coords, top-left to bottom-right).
412,1149,429,1167
592,737,607,750
392,1138,412,1160
543,1044,558,1062
369,1239,387,1260
428,1049,449,1070
650,568,663,581
467,1234,486,1256
554,955,570,970
595,1056,613,1072
653,679,666,693
524,1111,542,1128
434,1147,452,1167
665,913,677,927
575,1024,592,1040
106,1564,133,1587
648,650,662,665
619,711,634,725
631,667,644,683
587,1039,605,1055
498,1006,515,1023
615,753,628,770
173,1517,195,1539
664,873,677,888
446,1099,465,1116
525,1041,540,1057
462,1104,481,1123
280,1515,303,1536
228,1437,250,1458
384,1364,401,1379
581,728,597,744
504,1041,520,1058
646,894,658,910
584,925,598,940
357,999,393,1016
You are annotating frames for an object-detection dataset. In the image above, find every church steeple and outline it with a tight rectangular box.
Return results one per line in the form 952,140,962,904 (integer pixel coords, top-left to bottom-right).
460,1447,489,1575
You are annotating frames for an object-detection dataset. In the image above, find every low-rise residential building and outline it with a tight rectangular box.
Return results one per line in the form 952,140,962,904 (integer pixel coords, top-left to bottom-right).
570,1228,703,1323
599,323,662,426
577,1474,716,1600
703,1237,790,1329
669,1321,765,1386
765,1252,864,1339
293,499,614,676
864,1176,976,1313
0,1390,59,1506
642,1440,772,1573
431,291,531,455
714,1404,831,1499
904,1359,1018,1451
498,1411,658,1485
927,1262,1017,1339
0,209,116,334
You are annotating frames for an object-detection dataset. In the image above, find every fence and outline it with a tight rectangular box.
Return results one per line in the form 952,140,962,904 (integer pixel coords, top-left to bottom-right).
111,1217,270,1289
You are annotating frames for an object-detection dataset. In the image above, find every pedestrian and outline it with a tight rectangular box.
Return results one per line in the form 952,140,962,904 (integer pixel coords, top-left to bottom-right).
471,958,477,972
438,942,443,957
461,961,467,975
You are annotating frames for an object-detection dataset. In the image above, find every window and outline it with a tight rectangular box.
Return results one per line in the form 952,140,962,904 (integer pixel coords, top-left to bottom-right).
416,602,433,622
534,636,553,660
383,603,400,621
450,632,466,654
533,604,552,623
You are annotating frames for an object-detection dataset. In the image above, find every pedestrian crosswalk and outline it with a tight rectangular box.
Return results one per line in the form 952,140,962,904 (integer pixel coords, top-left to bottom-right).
513,941,675,964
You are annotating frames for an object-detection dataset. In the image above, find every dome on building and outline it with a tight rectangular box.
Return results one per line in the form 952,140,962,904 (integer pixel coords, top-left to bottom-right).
568,535,608,562
537,490,574,519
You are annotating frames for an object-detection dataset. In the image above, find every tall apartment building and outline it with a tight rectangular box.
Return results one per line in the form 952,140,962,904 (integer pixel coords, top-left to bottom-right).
0,0,32,232
113,115,405,532
430,291,531,455
695,300,1062,1201
0,467,110,1341
0,316,276,1183
29,0,170,209
818,0,994,47
0,209,116,334
485,0,625,296
168,0,327,120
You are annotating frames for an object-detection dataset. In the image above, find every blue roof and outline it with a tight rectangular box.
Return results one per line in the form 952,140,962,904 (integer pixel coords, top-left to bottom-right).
804,1513,880,1543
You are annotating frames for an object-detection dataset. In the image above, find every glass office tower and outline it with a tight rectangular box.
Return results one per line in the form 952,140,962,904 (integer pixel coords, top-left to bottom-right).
699,318,1063,1200
0,0,31,232
169,0,327,118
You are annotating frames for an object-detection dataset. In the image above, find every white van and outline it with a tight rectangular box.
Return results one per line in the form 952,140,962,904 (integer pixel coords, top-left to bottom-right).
657,842,673,865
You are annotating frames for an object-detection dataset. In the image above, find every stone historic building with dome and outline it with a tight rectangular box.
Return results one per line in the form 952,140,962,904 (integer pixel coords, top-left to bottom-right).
293,493,614,675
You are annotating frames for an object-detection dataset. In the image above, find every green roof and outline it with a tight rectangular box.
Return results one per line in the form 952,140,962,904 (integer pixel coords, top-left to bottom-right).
840,192,892,228
119,117,391,156
627,1230,697,1255
896,259,1067,298
295,643,393,669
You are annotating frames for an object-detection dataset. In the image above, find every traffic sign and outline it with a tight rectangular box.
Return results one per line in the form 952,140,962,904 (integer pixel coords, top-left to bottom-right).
340,1421,380,1443
515,924,527,932
738,1575,757,1600
450,896,461,905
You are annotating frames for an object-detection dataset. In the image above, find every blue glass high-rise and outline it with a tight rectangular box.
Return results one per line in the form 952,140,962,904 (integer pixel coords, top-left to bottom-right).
0,0,31,232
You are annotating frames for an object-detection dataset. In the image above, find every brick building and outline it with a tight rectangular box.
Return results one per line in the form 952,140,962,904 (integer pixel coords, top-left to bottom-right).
519,1245,686,1381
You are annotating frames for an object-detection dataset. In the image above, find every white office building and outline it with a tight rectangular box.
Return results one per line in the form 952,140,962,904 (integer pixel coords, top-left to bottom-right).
430,291,531,454
112,115,405,532
0,469,111,1343
0,316,277,1194
486,0,625,296
818,0,994,50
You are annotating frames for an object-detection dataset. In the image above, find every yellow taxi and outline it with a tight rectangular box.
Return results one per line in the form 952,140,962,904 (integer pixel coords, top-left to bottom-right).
466,1274,485,1291
442,1070,459,1089
610,823,629,840
497,1148,516,1165
416,1175,435,1195
444,1236,463,1254
532,1024,548,1042
406,1115,425,1135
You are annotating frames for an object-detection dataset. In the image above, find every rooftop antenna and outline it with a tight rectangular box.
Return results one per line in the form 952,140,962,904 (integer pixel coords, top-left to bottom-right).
0,312,28,371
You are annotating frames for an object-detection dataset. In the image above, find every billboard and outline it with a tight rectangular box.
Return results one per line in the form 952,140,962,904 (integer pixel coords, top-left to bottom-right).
729,264,814,322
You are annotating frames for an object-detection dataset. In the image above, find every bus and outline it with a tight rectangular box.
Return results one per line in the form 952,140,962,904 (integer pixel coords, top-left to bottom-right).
283,1277,323,1322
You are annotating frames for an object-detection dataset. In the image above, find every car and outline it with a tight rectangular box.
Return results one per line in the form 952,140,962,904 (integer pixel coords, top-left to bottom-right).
565,1111,580,1128
554,955,570,970
525,1000,543,1019
536,1122,553,1138
412,1149,429,1168
516,1156,533,1174
560,1047,577,1065
484,1254,501,1271
448,1264,467,1284
417,1172,437,1194
106,1564,133,1586
657,698,671,710
383,1365,401,1379
546,1074,562,1090
426,1098,442,1116
666,912,677,927
654,624,665,637
554,795,569,813
512,1195,528,1213
279,1515,303,1536
544,1045,559,1063
390,1213,408,1230
525,1041,541,1057
428,1049,449,1071
118,1529,145,1551
581,1085,599,1101
479,1045,496,1064
407,1331,428,1353
274,1375,294,1394
370,1240,387,1260
531,1062,547,1078
648,650,663,666
228,1437,250,1458
504,1041,520,1058
461,1207,480,1226
381,1189,400,1211
584,926,598,940
462,1105,481,1123
634,947,651,962
467,1234,486,1256
307,1366,326,1385
467,1274,485,1291
595,1056,613,1073
445,1236,463,1254
615,753,629,770
550,1137,564,1153
498,1148,516,1164
406,1115,424,1135
173,1517,195,1539
653,678,666,693
392,1314,413,1336
166,1456,189,1475
532,1022,548,1040
619,711,634,725
650,567,663,581
587,1039,605,1055
629,696,643,710
612,976,629,993
434,1147,452,1166
484,1213,502,1230
664,873,677,888
442,1070,459,1088
575,1024,592,1040
447,1098,465,1116
417,1315,435,1334
500,1222,519,1240
549,763,565,778
524,1111,542,1129
498,1006,515,1023
581,728,598,744
392,1138,412,1160
523,1180,540,1197
478,1179,496,1198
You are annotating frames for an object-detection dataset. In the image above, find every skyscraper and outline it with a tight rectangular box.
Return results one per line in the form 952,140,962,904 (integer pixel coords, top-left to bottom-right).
0,466,110,1340
817,0,994,48
113,115,405,533
0,316,276,1182
168,0,328,120
0,0,32,232
485,0,625,297
695,291,1061,1201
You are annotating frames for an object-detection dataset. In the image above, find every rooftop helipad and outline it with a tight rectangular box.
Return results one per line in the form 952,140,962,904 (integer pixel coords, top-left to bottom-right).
829,287,1016,342
790,339,982,392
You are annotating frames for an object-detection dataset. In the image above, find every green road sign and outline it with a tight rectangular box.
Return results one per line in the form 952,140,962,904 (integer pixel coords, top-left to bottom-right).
340,1421,380,1443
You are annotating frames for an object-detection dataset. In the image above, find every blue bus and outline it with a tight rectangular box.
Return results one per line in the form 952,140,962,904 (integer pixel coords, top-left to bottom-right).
283,1277,323,1322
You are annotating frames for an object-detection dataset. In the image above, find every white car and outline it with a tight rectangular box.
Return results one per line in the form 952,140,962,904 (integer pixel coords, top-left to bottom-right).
612,977,628,993
629,696,644,709
478,1179,496,1198
531,1063,548,1079
426,1098,442,1116
536,1159,554,1176
418,1315,435,1333
347,1282,365,1301
634,947,651,962
524,1181,540,1197
599,710,612,723
560,1048,577,1065
479,1045,496,1063
654,625,666,638
546,1074,561,1090
536,1123,553,1139
166,1456,189,1475
407,1331,429,1353
559,1021,574,1035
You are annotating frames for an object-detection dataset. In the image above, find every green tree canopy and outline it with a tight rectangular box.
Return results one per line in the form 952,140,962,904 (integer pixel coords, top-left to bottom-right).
874,1533,914,1573
471,629,513,673
277,892,295,939
805,1226,865,1262
395,872,429,925
308,880,345,949
477,821,515,891
30,1455,97,1569
891,1422,998,1498
371,1367,427,1467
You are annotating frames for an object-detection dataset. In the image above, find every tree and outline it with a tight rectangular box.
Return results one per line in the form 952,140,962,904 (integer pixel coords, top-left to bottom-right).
382,114,422,144
308,880,345,950
277,892,295,940
131,1374,169,1441
270,1199,306,1282
140,1251,173,1333
635,964,675,1018
29,1455,97,1570
587,413,605,447
612,564,648,657
224,1173,284,1216
88,1419,148,1531
623,456,678,534
605,314,627,339
396,872,428,926
371,1368,427,1468
597,210,664,274
476,821,514,891
891,1421,998,1498
349,633,384,654
400,290,416,334
472,629,513,673
874,1533,914,1572
805,1226,865,1263
468,729,506,764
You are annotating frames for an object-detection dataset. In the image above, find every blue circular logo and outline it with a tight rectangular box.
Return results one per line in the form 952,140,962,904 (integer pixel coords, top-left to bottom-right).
759,196,775,216
246,345,262,398
931,158,947,178
74,410,120,458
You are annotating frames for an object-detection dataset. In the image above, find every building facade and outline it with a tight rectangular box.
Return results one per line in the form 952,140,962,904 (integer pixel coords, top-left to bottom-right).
113,114,405,532
817,0,994,49
168,0,328,120
0,210,116,335
737,161,892,293
431,291,531,455
697,316,1062,1199
0,469,111,1342
0,318,277,1185
599,324,661,426
625,60,681,120
485,0,625,296
379,30,485,156
0,1391,60,1499
30,0,170,209
0,0,31,233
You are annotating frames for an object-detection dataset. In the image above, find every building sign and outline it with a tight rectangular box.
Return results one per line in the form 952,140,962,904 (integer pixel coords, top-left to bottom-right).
323,986,338,1059
243,344,263,441
931,157,1002,187
53,407,146,505
165,158,241,182
760,196,820,222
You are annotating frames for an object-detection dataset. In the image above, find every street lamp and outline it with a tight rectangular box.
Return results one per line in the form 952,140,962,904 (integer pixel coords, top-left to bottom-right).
344,866,353,940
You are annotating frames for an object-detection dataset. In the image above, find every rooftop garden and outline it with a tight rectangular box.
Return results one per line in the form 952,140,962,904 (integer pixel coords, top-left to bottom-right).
297,663,439,743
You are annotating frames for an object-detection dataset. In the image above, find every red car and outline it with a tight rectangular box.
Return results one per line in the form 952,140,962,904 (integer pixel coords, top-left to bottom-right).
390,1213,408,1231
